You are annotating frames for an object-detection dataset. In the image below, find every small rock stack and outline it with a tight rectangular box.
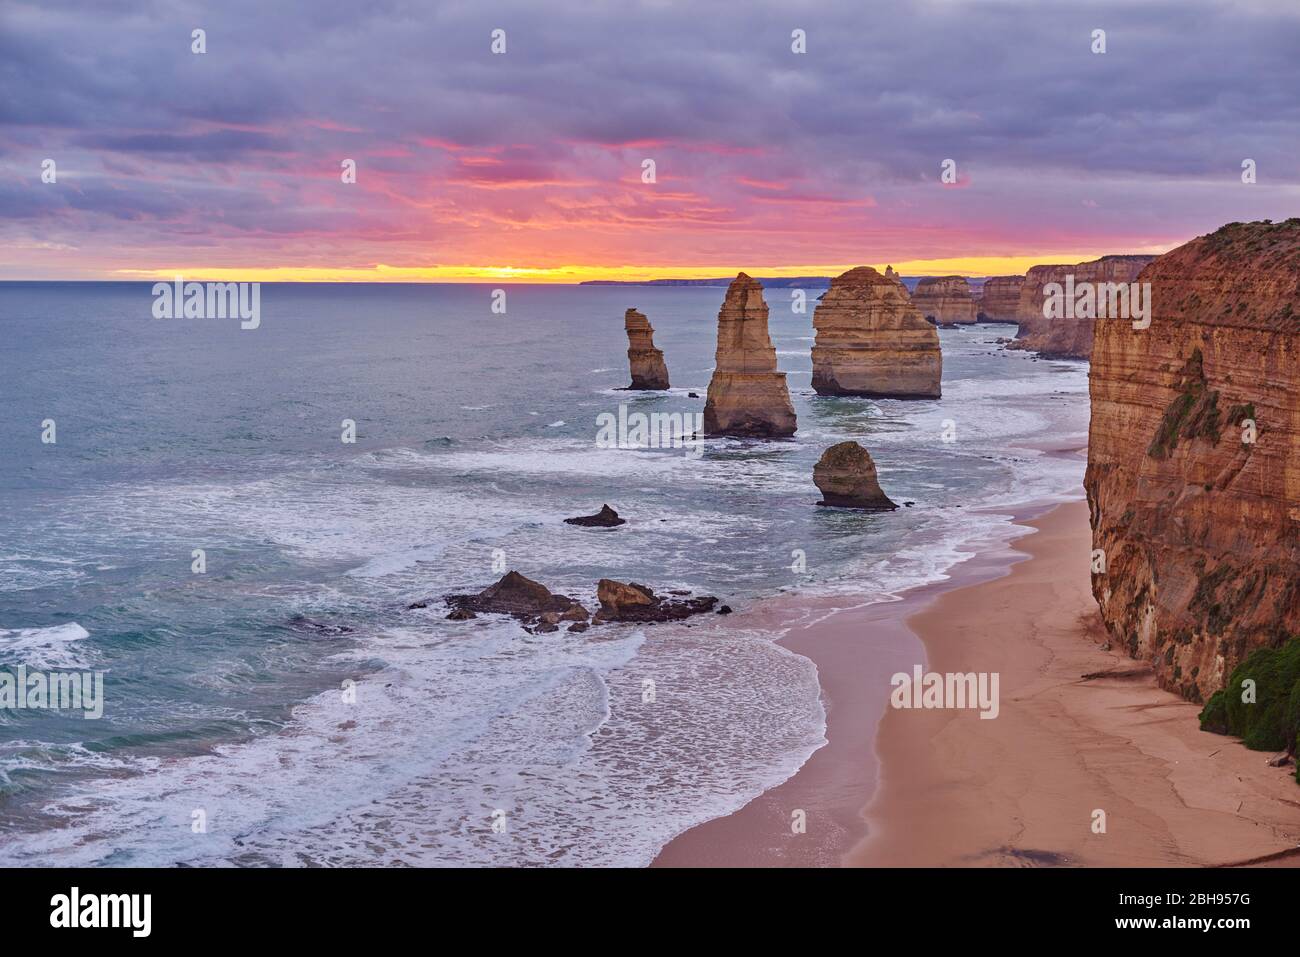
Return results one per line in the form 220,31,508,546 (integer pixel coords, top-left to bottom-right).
622,308,670,390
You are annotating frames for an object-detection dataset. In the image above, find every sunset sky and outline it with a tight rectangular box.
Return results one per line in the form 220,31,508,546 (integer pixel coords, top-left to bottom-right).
3,0,1298,282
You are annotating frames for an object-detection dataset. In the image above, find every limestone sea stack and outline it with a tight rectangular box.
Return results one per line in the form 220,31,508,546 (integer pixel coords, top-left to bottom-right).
910,276,977,325
810,267,941,398
1010,255,1156,359
813,441,897,510
622,308,669,390
977,275,1024,323
702,273,797,437
1085,219,1300,703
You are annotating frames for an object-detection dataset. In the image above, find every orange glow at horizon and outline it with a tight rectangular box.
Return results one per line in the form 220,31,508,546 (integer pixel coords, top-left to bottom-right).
113,250,1171,284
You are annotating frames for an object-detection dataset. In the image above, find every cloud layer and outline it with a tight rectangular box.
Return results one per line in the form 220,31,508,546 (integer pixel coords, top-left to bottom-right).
3,0,1298,278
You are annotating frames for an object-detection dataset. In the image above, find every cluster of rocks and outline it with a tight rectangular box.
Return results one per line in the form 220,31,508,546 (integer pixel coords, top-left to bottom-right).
430,570,720,634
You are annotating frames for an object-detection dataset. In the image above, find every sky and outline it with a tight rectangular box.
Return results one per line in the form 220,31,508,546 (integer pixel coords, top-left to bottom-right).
2,0,1298,282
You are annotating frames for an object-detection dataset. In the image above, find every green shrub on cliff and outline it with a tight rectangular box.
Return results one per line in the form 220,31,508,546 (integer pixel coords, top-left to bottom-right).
1198,638,1300,752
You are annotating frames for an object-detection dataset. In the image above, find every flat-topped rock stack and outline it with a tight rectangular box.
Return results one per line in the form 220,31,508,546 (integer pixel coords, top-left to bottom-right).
977,275,1024,323
1010,255,1157,359
911,276,977,325
810,267,941,398
702,273,797,437
622,308,670,390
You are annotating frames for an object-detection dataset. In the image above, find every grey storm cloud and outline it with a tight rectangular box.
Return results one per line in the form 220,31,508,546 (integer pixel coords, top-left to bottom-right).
2,0,1298,266
5,0,1299,172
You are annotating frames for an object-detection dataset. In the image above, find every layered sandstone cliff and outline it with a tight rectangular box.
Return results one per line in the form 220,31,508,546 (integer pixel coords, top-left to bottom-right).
1011,255,1156,358
1085,219,1300,703
810,266,941,398
911,276,977,325
622,308,670,390
703,273,797,437
977,275,1024,323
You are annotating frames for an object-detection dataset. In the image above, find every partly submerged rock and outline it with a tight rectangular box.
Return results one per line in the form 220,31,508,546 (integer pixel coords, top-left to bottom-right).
622,308,670,390
703,273,797,437
564,504,627,527
593,579,718,622
443,571,583,629
814,441,898,510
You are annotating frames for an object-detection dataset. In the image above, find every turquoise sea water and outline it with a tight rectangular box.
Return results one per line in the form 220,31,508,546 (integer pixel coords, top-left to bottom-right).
0,281,1088,865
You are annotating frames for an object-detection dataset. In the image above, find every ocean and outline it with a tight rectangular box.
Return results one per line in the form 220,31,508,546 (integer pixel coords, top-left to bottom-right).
0,281,1089,866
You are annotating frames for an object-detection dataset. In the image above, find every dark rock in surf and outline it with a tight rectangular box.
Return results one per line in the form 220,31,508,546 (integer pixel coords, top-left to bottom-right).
564,504,626,527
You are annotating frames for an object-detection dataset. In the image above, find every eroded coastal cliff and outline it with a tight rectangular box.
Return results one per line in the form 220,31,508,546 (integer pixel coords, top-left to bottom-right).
1011,255,1156,358
1085,220,1300,706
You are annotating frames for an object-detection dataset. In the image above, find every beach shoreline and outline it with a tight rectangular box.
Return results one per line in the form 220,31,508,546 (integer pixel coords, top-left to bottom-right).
655,498,1300,868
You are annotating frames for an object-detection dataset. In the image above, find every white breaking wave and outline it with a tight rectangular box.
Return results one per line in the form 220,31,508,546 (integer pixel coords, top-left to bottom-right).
0,623,92,670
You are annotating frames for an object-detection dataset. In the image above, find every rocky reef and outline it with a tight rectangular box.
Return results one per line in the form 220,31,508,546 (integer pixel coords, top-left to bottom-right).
621,308,670,390
810,267,941,398
434,571,718,631
813,441,897,510
1010,255,1156,359
440,571,590,632
911,276,977,325
1085,219,1300,704
703,273,797,437
593,579,718,623
976,275,1024,323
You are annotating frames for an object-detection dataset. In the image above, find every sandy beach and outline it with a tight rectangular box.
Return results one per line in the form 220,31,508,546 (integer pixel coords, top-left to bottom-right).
656,498,1300,867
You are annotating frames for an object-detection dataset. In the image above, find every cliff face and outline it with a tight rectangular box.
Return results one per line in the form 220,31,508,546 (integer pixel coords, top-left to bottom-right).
811,266,941,398
703,273,797,437
910,276,977,325
1085,220,1300,702
1011,255,1156,358
977,275,1024,323
622,308,670,390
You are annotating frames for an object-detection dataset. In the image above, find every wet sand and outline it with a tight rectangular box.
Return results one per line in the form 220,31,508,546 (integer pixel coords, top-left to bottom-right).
655,500,1300,867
